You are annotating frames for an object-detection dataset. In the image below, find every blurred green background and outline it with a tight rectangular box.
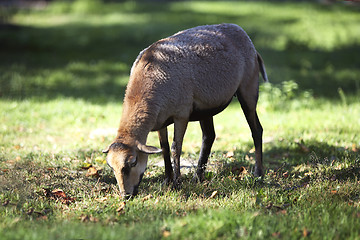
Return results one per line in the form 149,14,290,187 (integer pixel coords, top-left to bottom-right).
1,0,359,104
1,1,360,239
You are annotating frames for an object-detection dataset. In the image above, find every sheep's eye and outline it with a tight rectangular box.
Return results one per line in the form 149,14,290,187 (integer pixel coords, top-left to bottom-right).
130,158,137,168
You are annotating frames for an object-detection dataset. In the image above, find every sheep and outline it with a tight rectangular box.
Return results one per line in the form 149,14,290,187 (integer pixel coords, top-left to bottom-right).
103,23,268,198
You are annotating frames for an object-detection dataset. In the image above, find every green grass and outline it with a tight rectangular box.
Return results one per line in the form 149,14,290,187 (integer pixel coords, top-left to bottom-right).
1,1,360,239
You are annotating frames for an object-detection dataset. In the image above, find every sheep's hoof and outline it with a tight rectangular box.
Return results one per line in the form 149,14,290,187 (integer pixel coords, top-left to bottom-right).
192,172,204,183
254,167,264,177
172,177,182,190
162,177,173,186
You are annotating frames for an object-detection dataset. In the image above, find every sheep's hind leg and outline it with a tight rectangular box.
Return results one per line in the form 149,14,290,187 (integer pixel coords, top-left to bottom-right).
236,88,264,177
193,117,215,182
158,127,173,185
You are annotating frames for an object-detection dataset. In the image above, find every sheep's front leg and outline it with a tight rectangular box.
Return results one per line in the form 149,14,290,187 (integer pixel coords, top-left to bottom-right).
158,127,173,184
171,118,188,188
194,117,215,182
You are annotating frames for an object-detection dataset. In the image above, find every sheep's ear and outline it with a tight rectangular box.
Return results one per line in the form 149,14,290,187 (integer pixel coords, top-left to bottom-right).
136,141,162,154
102,145,110,154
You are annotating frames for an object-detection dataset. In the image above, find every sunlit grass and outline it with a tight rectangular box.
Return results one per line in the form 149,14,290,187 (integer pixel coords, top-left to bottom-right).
1,1,360,239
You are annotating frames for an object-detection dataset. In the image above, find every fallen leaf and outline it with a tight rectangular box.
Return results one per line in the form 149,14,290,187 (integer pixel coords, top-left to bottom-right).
86,166,99,177
245,154,253,161
142,194,153,201
352,143,358,152
52,189,67,198
14,145,21,150
44,188,75,205
303,228,311,237
162,230,171,238
95,197,108,203
208,191,218,199
90,216,98,222
232,166,249,180
226,151,234,158
239,166,248,174
272,232,281,238
80,215,89,222
116,202,126,214
79,214,98,223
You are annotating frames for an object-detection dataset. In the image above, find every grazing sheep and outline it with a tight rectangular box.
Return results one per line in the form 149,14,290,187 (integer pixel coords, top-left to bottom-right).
103,23,268,198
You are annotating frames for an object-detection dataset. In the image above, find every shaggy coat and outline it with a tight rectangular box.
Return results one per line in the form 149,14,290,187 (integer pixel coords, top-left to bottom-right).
104,23,268,197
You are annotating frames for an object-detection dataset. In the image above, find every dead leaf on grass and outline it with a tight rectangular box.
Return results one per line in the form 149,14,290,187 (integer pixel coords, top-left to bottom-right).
226,151,234,158
43,188,76,205
86,166,99,178
303,228,311,237
352,143,358,152
142,194,153,201
80,214,98,223
52,189,67,198
95,197,108,203
162,230,171,238
272,232,281,238
116,202,126,214
208,190,218,200
231,166,249,180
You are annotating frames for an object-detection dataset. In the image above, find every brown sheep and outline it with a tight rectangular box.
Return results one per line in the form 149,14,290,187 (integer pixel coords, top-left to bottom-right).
103,23,268,198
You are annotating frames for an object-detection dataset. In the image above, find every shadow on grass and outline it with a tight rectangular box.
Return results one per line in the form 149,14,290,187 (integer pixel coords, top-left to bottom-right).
0,139,358,206
137,139,360,197
0,2,359,103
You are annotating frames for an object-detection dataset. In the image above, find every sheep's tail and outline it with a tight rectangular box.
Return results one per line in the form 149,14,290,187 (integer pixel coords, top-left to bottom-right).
257,52,269,82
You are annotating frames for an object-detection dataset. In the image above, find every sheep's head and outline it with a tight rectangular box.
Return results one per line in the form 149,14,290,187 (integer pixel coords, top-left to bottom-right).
103,141,161,198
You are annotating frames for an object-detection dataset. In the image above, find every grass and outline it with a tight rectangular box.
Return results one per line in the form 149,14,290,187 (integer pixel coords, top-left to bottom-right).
1,1,360,239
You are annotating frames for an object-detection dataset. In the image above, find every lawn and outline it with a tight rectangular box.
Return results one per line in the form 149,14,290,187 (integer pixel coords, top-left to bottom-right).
0,1,360,239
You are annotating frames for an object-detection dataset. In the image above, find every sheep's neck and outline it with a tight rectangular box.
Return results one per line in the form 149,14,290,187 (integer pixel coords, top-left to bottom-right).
116,100,155,145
